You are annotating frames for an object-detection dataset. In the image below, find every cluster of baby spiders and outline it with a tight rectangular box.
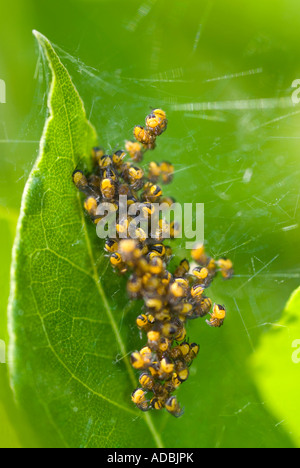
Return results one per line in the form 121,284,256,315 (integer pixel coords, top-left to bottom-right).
73,109,234,417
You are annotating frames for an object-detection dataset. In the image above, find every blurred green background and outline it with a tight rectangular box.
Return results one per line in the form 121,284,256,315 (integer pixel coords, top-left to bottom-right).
0,0,300,448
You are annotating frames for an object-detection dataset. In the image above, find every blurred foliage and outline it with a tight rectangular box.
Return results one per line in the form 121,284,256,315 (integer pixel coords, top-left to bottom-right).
251,287,300,447
0,0,300,447
0,213,21,448
0,211,39,448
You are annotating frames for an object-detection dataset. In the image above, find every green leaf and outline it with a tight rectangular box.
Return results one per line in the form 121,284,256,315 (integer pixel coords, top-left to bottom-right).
251,286,300,447
8,31,163,448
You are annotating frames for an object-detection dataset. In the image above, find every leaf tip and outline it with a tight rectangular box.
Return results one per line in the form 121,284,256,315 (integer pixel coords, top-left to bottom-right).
32,29,40,38
32,30,48,47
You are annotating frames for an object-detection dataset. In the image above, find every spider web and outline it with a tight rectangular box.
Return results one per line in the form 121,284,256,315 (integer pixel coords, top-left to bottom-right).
1,0,299,448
